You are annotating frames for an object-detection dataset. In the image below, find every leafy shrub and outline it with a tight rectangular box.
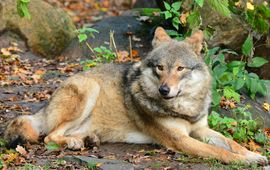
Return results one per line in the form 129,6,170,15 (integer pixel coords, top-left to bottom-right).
208,110,269,144
204,45,269,106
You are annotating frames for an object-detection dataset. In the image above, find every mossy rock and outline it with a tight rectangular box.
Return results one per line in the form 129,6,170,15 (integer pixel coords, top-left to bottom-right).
0,0,76,58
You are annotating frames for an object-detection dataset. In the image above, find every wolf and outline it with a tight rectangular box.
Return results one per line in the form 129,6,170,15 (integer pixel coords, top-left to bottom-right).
4,27,268,165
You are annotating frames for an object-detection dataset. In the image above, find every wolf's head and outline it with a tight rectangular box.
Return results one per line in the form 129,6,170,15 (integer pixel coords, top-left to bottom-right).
140,27,211,100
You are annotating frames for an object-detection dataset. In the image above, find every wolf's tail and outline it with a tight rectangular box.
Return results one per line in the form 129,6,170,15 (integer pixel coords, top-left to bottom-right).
4,109,47,148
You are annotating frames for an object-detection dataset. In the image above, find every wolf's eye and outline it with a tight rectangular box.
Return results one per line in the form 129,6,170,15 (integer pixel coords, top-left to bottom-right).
157,65,164,71
177,66,184,71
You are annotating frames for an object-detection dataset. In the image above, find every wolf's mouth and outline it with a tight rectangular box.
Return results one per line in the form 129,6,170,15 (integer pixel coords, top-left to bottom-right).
162,90,182,100
163,96,174,100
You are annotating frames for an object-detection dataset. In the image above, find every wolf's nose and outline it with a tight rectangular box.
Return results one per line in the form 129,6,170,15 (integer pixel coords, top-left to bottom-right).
159,85,170,96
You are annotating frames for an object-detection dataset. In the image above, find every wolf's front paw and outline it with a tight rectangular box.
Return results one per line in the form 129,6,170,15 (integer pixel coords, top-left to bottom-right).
67,137,84,150
245,151,268,165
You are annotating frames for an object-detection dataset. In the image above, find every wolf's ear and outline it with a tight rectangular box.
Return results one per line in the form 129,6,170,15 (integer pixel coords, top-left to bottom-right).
185,30,204,55
152,27,171,48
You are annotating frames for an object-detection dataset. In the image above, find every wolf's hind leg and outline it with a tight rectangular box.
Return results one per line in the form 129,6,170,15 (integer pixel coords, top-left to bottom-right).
191,127,268,165
44,77,100,150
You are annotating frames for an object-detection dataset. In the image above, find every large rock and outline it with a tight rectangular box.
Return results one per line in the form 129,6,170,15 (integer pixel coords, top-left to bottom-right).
200,2,249,50
0,0,76,58
199,2,270,79
63,12,154,59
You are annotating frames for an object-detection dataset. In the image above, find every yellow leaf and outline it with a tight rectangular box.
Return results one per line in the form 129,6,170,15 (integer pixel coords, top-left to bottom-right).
262,102,270,112
96,163,103,167
1,48,11,56
235,1,241,7
246,2,254,10
180,12,189,25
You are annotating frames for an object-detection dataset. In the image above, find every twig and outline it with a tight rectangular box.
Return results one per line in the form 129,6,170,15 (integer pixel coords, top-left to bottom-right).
85,42,97,59
109,31,119,60
129,35,133,60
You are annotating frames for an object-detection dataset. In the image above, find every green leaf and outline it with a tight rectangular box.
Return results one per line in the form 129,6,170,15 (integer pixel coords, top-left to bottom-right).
17,0,31,19
187,10,200,28
247,57,268,68
254,131,267,144
213,65,227,77
45,141,60,150
21,0,30,2
242,35,253,57
84,27,99,34
227,61,245,69
133,8,161,16
172,17,180,30
233,127,247,142
172,1,181,11
166,30,182,37
203,26,215,40
257,81,267,96
78,33,87,43
195,0,204,7
212,90,221,106
164,1,171,10
87,161,97,169
0,160,3,169
254,17,269,34
234,79,245,90
164,11,173,19
207,0,231,18
223,86,240,102
249,78,258,96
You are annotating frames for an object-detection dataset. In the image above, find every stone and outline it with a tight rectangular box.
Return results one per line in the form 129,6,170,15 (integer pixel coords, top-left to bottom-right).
200,2,249,50
63,12,154,59
0,0,76,58
64,155,134,170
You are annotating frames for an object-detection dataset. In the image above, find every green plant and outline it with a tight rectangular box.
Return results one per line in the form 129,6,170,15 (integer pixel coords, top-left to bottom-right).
165,30,184,40
76,28,117,71
208,110,269,144
17,0,31,19
80,46,116,71
0,160,3,169
204,45,269,106
76,27,99,56
87,161,97,169
161,1,182,30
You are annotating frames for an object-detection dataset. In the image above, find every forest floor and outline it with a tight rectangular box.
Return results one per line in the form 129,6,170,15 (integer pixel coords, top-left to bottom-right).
0,0,268,169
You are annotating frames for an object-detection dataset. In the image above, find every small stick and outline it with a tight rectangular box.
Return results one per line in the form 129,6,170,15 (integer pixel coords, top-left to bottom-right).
109,31,119,60
86,42,97,59
129,35,133,60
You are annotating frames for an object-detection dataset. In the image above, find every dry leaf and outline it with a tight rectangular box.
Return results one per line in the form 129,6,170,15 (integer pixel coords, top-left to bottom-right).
262,102,270,112
246,2,254,10
180,12,189,25
1,48,11,56
16,145,28,156
247,140,261,152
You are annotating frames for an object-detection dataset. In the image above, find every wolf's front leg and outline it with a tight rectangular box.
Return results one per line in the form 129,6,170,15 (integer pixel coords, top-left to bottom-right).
191,127,268,165
147,120,266,165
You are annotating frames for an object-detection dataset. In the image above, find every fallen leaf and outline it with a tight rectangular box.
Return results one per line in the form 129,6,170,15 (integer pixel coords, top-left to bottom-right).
262,102,270,112
1,48,11,56
180,12,189,25
246,2,254,10
247,140,261,152
16,145,28,156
